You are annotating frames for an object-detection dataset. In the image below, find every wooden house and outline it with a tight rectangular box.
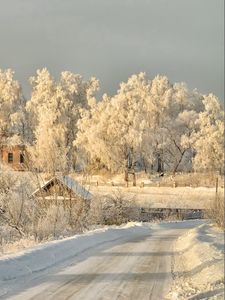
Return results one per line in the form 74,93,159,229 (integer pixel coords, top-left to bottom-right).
32,175,93,203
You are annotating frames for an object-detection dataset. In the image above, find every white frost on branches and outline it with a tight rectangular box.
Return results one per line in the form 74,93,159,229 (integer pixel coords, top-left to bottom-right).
0,68,223,174
0,69,26,144
26,68,99,173
76,73,219,174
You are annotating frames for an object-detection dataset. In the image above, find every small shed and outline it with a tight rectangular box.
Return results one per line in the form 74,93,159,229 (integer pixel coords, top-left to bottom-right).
32,175,93,201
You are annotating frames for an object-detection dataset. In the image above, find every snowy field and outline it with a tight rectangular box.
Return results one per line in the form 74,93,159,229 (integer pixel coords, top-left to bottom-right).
0,220,223,299
14,171,222,209
89,185,219,209
69,172,223,209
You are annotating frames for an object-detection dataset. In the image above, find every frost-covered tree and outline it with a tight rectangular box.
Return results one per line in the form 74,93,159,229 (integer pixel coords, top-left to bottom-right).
141,76,204,173
76,73,213,175
75,94,110,171
0,69,26,144
26,68,99,173
23,69,223,175
189,94,224,173
140,75,174,172
76,73,148,182
159,87,203,173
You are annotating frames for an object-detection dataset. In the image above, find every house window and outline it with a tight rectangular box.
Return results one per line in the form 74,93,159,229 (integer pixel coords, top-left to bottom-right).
8,153,13,163
20,153,24,164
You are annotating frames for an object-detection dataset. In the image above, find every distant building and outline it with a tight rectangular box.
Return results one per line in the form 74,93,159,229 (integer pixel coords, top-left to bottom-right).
0,144,26,171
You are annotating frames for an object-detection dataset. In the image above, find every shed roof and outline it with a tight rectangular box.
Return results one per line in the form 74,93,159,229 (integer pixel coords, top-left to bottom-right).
32,175,92,200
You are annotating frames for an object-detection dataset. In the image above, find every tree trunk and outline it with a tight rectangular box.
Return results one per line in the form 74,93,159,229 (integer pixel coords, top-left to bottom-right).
124,169,129,187
132,171,136,186
173,151,185,174
157,155,163,173
142,157,147,173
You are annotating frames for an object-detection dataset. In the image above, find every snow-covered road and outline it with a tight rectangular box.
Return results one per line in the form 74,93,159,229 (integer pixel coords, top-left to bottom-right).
0,221,203,300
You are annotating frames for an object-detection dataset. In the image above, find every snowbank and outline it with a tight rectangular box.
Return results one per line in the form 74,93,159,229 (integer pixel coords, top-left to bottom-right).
168,223,224,300
0,223,144,286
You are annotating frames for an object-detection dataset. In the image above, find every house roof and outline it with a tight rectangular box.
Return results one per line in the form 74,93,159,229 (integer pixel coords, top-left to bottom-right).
32,175,92,200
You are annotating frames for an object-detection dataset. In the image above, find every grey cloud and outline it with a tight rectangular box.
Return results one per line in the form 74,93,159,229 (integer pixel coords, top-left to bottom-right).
0,0,223,100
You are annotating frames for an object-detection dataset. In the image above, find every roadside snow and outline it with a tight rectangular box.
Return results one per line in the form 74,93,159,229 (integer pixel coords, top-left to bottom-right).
0,222,144,297
168,222,224,300
0,220,223,299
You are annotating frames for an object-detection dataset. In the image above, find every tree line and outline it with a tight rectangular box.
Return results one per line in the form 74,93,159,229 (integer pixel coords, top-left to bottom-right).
0,68,224,177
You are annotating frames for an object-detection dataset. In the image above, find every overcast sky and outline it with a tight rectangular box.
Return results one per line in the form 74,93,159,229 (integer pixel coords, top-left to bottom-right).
0,0,224,100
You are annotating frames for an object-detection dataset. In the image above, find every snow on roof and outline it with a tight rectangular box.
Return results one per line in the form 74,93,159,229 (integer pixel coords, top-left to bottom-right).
57,175,92,200
32,175,92,200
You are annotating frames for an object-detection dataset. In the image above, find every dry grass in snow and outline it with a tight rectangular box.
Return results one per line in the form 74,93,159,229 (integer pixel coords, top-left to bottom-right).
208,191,224,229
89,185,220,209
0,238,37,257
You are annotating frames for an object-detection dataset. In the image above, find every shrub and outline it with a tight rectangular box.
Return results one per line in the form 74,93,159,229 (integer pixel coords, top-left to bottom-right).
89,190,137,226
209,191,224,229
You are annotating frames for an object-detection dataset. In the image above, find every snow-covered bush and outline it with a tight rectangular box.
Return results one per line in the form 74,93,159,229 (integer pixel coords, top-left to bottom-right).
0,165,34,239
35,205,68,241
0,165,90,248
89,190,137,225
